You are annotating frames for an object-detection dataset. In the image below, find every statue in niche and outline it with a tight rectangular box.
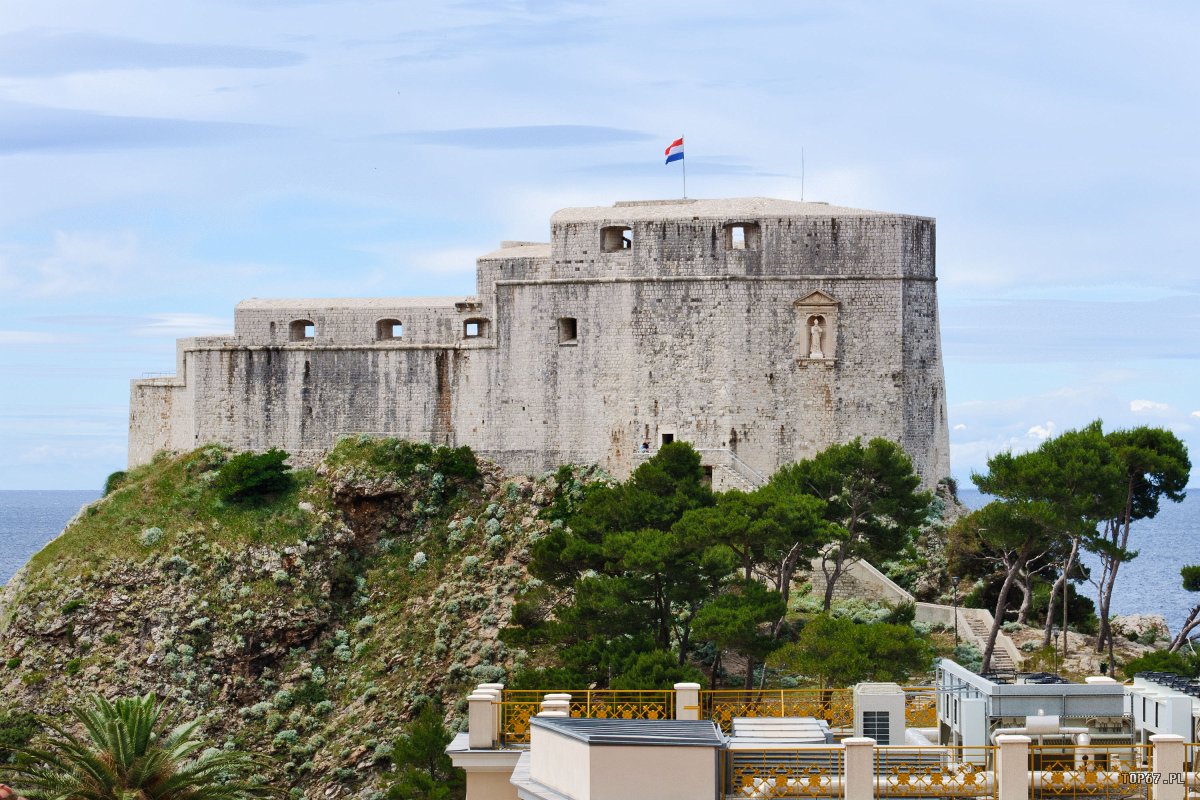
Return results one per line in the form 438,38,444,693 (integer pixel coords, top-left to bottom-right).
808,317,825,359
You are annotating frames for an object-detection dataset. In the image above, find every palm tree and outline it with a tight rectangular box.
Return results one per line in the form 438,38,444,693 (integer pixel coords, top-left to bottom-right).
0,694,278,800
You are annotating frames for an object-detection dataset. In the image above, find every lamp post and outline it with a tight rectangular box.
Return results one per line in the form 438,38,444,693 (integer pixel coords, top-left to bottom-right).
1052,625,1059,675
952,576,960,648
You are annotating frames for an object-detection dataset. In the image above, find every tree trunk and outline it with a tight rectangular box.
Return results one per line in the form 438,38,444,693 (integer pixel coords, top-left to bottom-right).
1097,485,1135,654
711,649,723,688
1016,570,1032,625
1168,606,1200,653
982,556,1023,673
773,542,808,636
744,656,755,689
821,546,846,611
1043,538,1079,646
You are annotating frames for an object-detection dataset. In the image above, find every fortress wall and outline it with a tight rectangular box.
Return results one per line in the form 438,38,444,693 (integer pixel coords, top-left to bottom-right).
470,270,917,482
128,378,192,466
187,345,486,463
233,302,470,346
547,213,924,281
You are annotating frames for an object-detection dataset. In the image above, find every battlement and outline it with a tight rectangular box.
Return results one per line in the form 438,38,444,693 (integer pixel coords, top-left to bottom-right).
128,196,950,488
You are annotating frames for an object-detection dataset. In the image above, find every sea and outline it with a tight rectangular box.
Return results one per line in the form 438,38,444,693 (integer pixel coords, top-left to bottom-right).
0,488,1196,633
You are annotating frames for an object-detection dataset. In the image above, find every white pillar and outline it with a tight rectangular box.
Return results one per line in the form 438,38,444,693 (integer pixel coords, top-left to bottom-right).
467,692,496,749
475,684,504,748
539,699,570,716
842,737,875,800
1150,734,1185,800
995,734,1031,800
674,682,701,721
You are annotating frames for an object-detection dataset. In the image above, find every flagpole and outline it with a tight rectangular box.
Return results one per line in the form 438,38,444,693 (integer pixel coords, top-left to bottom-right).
682,135,687,199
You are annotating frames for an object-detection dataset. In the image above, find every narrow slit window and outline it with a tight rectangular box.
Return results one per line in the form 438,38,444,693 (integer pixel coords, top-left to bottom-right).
601,225,633,252
376,318,403,340
289,319,315,341
558,317,578,345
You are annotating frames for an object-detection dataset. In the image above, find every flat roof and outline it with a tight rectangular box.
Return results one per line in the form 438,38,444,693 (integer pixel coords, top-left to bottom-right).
530,716,724,747
550,197,931,224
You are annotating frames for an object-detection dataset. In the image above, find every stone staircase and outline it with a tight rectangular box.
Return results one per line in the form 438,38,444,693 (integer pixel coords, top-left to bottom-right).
962,610,1016,672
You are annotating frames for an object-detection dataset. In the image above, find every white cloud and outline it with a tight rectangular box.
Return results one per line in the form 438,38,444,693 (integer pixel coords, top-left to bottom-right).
953,423,967,431
1027,422,1056,440
0,330,77,345
0,230,140,297
1191,411,1200,419
129,313,231,337
1130,399,1170,413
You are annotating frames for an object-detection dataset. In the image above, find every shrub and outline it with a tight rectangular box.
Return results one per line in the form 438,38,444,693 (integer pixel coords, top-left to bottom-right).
0,709,39,764
1123,649,1200,680
213,449,292,502
6,657,21,670
60,599,86,615
64,658,82,675
103,470,128,496
138,527,165,547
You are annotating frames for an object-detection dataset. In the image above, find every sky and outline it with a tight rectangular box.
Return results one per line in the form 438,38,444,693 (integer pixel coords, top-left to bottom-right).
1,0,1197,490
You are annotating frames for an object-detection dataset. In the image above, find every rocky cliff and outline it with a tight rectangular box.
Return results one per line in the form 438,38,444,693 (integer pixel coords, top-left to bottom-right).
0,440,585,798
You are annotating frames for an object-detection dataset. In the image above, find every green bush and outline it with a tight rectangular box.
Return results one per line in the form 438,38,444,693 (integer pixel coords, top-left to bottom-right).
65,658,82,675
327,437,479,483
1123,649,1200,680
1181,565,1200,592
0,708,39,764
213,449,293,502
60,599,86,615
103,470,128,496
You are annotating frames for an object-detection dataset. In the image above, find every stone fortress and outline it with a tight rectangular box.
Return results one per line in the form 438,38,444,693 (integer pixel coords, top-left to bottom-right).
128,197,951,490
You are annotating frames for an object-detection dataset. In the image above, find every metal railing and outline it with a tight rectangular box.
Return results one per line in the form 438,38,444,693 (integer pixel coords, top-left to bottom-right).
724,747,845,798
1027,744,1152,800
902,686,938,728
498,686,936,745
703,689,855,733
875,746,996,797
498,689,675,746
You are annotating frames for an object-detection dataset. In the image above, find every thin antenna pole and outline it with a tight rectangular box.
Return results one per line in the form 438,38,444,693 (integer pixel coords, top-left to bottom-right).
682,136,687,199
801,147,805,202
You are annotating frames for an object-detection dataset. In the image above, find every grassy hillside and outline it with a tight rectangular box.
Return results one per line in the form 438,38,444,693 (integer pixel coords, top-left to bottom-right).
0,439,584,798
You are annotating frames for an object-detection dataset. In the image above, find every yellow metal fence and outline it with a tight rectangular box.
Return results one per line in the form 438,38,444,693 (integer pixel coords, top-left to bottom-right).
498,686,935,746
1028,744,1152,800
498,689,675,746
875,746,996,798
725,748,845,798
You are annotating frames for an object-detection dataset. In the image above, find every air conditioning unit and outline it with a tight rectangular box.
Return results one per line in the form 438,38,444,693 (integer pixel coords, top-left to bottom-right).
853,683,906,745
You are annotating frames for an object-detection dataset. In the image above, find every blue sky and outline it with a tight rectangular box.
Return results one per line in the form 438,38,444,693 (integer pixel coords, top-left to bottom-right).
1,0,1197,490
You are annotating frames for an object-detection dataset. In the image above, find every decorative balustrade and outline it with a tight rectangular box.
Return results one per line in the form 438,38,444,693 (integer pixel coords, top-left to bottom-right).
725,747,845,798
497,686,937,744
1027,744,1151,800
498,689,675,746
702,689,855,732
875,746,997,797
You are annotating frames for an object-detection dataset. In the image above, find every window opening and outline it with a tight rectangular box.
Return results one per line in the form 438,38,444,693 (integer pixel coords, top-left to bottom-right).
724,222,761,250
558,317,578,345
376,318,403,340
463,318,488,338
661,433,674,445
702,466,713,487
601,225,633,252
289,320,315,342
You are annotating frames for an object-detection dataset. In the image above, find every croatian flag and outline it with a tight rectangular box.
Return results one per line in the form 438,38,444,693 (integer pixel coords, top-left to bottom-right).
664,137,684,164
